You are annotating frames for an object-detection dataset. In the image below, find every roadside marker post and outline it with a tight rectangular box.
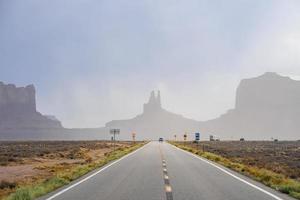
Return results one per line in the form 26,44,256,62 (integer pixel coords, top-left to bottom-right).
110,129,120,151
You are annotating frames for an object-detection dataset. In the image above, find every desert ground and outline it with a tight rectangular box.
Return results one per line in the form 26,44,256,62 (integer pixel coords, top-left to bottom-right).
0,141,141,199
197,141,300,180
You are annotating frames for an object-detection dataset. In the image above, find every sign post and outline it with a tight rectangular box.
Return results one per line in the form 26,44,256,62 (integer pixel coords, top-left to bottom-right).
183,133,187,146
132,132,136,144
195,132,200,142
110,129,120,151
195,132,200,151
174,134,177,141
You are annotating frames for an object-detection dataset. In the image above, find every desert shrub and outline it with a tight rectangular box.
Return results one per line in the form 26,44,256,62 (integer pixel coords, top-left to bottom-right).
30,177,68,198
7,158,16,162
9,188,31,200
85,155,93,163
0,181,16,189
278,182,300,198
291,191,300,199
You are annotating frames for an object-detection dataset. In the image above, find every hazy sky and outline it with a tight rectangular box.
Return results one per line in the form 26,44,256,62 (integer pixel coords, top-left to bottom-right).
1,0,300,128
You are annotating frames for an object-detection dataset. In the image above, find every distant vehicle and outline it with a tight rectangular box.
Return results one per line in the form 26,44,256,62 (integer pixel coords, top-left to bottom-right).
159,138,164,142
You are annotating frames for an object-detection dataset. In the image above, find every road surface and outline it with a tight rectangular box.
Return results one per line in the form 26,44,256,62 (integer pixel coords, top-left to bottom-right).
40,142,295,200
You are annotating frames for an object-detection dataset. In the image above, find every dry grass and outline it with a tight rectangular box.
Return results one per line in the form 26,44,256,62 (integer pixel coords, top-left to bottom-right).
193,141,300,180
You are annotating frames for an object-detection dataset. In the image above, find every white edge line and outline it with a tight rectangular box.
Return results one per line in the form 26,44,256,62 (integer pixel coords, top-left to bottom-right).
45,142,150,200
170,144,285,200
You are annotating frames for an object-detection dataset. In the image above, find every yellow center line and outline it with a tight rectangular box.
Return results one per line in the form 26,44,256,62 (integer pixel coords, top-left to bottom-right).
159,143,173,200
165,185,172,192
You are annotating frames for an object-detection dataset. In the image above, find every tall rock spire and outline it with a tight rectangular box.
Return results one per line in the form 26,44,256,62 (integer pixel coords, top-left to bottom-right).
149,91,155,104
143,90,162,114
157,90,161,108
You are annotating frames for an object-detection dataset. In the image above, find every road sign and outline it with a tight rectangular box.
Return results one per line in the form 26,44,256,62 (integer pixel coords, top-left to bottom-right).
184,134,187,141
195,132,200,141
110,129,120,135
132,132,136,142
110,129,120,151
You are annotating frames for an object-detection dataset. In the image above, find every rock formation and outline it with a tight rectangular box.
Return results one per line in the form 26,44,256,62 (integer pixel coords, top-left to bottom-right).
2,72,299,140
0,83,36,115
143,90,161,114
106,73,300,140
201,72,300,140
0,82,62,129
106,90,199,139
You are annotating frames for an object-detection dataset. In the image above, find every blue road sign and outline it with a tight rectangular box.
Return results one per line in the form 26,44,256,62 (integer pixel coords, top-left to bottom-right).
195,132,200,141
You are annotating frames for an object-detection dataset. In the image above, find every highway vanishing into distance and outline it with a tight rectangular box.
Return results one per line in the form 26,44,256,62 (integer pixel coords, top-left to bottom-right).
40,142,295,200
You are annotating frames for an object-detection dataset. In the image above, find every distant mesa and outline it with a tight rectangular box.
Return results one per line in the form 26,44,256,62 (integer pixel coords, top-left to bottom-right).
201,72,300,140
0,82,62,130
0,81,105,140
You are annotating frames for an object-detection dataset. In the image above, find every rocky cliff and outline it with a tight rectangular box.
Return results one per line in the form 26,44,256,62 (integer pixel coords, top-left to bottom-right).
201,72,300,140
0,82,62,129
0,82,36,116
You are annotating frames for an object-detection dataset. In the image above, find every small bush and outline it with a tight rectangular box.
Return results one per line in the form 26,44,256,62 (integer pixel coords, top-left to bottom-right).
0,180,16,189
9,188,31,200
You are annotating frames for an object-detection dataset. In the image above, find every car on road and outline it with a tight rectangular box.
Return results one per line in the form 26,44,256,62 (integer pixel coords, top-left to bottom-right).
159,138,164,142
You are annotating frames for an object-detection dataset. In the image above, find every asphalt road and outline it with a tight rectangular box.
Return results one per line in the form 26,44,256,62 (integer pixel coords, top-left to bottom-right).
40,142,295,200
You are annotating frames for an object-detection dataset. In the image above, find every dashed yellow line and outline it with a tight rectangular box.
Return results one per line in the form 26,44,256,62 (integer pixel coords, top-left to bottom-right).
165,185,172,192
159,144,173,200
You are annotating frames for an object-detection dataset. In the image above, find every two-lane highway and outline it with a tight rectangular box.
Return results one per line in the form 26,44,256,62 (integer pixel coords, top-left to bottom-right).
40,142,295,200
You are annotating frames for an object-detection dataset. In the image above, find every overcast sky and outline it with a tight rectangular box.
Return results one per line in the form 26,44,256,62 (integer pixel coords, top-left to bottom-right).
1,0,300,128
